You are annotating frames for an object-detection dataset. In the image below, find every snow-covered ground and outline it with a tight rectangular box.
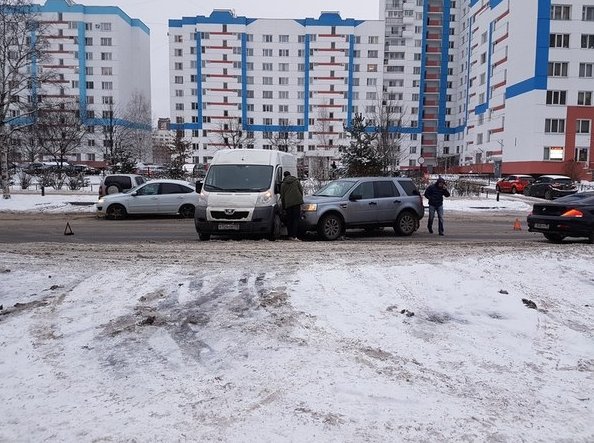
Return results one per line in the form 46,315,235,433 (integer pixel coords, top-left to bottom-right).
1,240,593,441
1,185,592,441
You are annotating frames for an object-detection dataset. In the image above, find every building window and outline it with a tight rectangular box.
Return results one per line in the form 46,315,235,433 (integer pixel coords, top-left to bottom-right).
174,35,182,43
101,52,112,61
263,34,273,43
583,6,594,21
100,37,112,46
279,35,289,43
262,91,273,99
544,146,564,160
576,119,591,134
100,22,112,31
262,48,272,57
544,118,565,133
262,63,273,71
579,63,594,77
578,91,592,105
581,34,594,48
546,90,567,105
575,147,589,161
550,33,570,48
548,62,568,77
551,5,571,20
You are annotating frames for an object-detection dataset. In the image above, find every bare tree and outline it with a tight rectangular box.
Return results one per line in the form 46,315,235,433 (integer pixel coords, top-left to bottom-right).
102,92,151,172
372,93,411,175
1,0,54,198
307,105,333,181
264,123,298,153
36,101,87,168
209,117,254,149
123,92,152,163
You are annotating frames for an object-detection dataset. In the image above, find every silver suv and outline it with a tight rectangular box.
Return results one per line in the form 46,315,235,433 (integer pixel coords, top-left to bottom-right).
301,177,424,240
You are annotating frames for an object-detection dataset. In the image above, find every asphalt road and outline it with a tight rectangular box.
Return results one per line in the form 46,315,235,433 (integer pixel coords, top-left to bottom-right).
0,211,549,244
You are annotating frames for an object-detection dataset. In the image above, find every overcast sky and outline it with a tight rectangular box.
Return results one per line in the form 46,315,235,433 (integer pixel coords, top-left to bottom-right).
79,0,381,121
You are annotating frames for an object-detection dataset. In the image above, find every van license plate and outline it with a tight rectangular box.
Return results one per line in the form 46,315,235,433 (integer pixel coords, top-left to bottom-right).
534,223,548,229
218,223,239,230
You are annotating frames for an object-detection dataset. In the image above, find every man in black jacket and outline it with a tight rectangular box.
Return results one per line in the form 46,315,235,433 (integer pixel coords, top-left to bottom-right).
423,177,450,235
280,171,304,240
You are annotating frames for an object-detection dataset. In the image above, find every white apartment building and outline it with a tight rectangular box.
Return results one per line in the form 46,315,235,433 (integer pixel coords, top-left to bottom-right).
169,2,594,180
168,10,384,175
383,0,594,179
12,0,151,164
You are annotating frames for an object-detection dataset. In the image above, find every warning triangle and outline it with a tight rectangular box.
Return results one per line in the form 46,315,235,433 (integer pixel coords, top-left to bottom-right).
64,222,74,236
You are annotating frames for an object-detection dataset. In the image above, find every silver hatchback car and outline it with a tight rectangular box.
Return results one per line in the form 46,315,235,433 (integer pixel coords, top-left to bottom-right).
301,177,424,240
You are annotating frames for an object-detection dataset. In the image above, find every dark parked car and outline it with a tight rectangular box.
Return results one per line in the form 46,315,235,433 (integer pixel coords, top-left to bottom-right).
527,192,594,243
523,175,577,200
495,174,534,194
300,177,424,240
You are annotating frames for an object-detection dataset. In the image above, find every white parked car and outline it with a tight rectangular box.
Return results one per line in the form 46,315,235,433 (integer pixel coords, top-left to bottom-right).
96,179,199,219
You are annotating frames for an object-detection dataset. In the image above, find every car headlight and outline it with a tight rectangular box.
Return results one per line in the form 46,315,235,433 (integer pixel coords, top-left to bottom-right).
255,190,274,207
97,198,104,205
198,191,208,206
302,203,317,212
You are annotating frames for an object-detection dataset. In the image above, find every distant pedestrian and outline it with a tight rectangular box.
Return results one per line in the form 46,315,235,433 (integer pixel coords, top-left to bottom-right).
424,177,450,235
280,171,304,240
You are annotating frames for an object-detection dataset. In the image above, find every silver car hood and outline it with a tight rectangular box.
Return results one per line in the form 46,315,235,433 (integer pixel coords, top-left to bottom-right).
304,195,345,205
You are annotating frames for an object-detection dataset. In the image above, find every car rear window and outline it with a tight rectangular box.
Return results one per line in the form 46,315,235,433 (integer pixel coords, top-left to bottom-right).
161,183,192,194
397,180,420,196
374,181,399,198
105,176,132,188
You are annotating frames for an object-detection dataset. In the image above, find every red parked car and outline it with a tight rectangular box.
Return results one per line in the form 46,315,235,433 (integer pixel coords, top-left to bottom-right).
495,175,534,194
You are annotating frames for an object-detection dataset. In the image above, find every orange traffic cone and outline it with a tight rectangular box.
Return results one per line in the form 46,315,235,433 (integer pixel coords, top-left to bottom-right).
513,218,522,231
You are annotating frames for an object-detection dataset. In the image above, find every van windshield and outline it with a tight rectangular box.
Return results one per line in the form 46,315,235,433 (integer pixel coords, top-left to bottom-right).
204,164,273,192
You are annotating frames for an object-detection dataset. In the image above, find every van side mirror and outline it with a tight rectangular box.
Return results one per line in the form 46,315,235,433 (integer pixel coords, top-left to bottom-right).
195,181,203,193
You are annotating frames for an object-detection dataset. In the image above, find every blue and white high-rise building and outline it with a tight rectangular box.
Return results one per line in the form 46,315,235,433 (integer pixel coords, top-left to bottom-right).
170,1,594,179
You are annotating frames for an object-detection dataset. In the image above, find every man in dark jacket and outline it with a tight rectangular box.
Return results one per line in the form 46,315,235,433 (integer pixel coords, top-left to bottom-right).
423,177,450,235
280,171,304,240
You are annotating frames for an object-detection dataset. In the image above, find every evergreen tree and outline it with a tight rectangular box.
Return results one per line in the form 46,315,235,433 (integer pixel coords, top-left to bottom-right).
341,113,382,177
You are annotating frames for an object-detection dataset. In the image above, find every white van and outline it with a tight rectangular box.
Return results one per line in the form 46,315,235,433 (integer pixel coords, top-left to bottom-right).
194,149,297,241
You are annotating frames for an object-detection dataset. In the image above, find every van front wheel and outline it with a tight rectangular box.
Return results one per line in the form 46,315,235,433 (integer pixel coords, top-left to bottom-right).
268,214,281,241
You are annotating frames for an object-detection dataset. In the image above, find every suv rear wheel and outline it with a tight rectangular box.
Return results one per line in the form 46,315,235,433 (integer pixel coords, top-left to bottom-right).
394,211,418,236
106,184,122,195
544,189,553,200
318,213,343,241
